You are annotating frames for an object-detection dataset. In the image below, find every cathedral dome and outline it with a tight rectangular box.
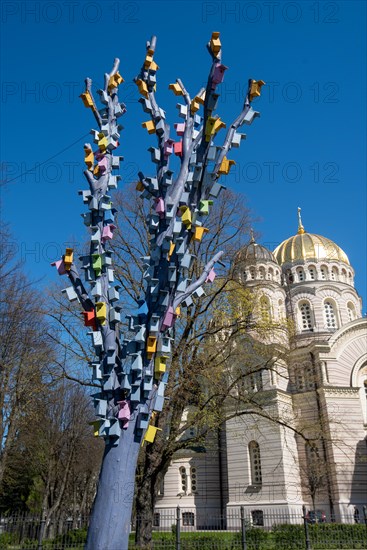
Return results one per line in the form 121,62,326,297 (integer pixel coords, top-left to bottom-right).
274,209,350,266
236,232,276,264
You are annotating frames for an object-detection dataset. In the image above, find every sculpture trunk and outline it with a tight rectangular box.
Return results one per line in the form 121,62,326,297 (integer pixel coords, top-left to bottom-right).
86,415,140,550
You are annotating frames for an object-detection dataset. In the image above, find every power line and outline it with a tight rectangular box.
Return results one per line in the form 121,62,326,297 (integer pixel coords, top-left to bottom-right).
2,132,90,184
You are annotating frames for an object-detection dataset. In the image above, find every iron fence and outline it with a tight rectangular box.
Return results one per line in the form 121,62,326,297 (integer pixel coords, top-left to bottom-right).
0,506,366,549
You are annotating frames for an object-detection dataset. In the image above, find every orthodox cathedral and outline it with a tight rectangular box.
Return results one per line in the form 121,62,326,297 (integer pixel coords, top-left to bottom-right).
155,209,367,527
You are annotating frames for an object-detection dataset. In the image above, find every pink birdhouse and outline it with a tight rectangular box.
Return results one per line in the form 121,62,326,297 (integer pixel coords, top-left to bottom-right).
161,306,176,330
206,268,216,283
117,400,131,428
174,141,183,157
97,156,108,173
212,63,228,87
102,224,116,241
155,197,165,218
51,259,67,275
164,139,174,157
174,122,185,136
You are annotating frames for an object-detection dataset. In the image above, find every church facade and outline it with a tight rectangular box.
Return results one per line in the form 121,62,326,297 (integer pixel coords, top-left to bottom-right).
154,211,367,527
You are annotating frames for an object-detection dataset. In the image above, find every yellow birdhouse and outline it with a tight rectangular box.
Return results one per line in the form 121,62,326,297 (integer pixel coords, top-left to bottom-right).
194,90,206,105
64,248,73,270
136,181,145,191
143,425,161,444
168,241,175,260
108,72,124,92
169,83,183,96
80,91,94,108
190,99,200,113
180,206,192,229
249,80,266,101
218,157,236,175
194,226,209,242
210,32,221,55
155,355,168,375
205,117,226,141
147,335,157,357
84,146,94,170
98,133,108,152
142,120,156,134
95,302,107,325
135,79,149,98
175,306,181,316
90,420,102,437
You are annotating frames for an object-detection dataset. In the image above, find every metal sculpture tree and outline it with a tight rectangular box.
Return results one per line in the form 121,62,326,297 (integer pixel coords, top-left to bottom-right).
52,32,264,550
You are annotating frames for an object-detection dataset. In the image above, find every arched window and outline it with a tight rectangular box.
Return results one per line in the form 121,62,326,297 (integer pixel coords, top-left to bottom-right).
341,269,347,282
250,267,255,280
348,271,353,284
297,267,305,282
324,300,338,329
249,441,262,486
331,267,338,281
278,299,284,320
179,466,187,494
259,266,265,280
308,265,316,281
260,296,271,321
299,301,313,331
320,265,328,280
268,267,274,280
347,302,356,322
190,467,197,493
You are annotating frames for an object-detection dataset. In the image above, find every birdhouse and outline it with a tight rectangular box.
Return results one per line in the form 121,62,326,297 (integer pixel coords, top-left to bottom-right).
107,287,119,302
106,137,119,151
168,266,177,284
121,374,131,391
131,353,143,373
102,224,116,241
158,290,170,308
108,419,121,439
181,295,193,307
98,133,108,152
231,132,246,148
168,242,175,260
163,139,174,156
62,286,78,302
143,425,161,444
210,31,221,55
193,286,205,299
155,120,165,135
249,79,265,101
92,362,103,381
79,189,92,204
95,302,107,325
199,200,213,215
130,384,141,402
243,108,260,125
155,197,165,218
63,248,73,270
209,182,226,198
158,337,172,354
207,93,219,112
88,197,99,211
91,228,101,244
144,375,153,393
155,355,168,375
194,226,209,242
139,97,152,113
84,146,94,170
109,308,121,324
147,335,157,356
107,268,115,283
174,122,185,136
118,400,131,427
97,88,108,104
97,156,108,173
149,314,160,333
218,157,236,175
134,325,146,344
165,202,175,219
174,141,183,157
180,253,193,270
148,147,161,163
135,78,149,98
94,398,107,417
92,254,102,276
108,71,124,92
161,307,175,330
80,91,94,108
177,103,188,118
206,268,216,283
190,98,200,113
169,82,183,95
51,259,67,275
179,206,192,228
142,120,155,134
212,63,228,85
83,309,96,328
205,116,226,141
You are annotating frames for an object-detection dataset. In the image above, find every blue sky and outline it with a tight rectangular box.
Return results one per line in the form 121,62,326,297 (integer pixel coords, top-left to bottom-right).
1,0,366,308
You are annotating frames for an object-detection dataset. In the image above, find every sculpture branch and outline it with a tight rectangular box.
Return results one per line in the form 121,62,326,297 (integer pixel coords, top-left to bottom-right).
85,78,102,127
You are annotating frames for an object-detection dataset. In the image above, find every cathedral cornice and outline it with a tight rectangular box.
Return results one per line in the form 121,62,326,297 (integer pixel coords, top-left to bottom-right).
322,386,360,396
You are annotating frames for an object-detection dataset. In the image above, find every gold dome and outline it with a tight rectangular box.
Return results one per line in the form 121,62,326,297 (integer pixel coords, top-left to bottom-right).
273,208,350,266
